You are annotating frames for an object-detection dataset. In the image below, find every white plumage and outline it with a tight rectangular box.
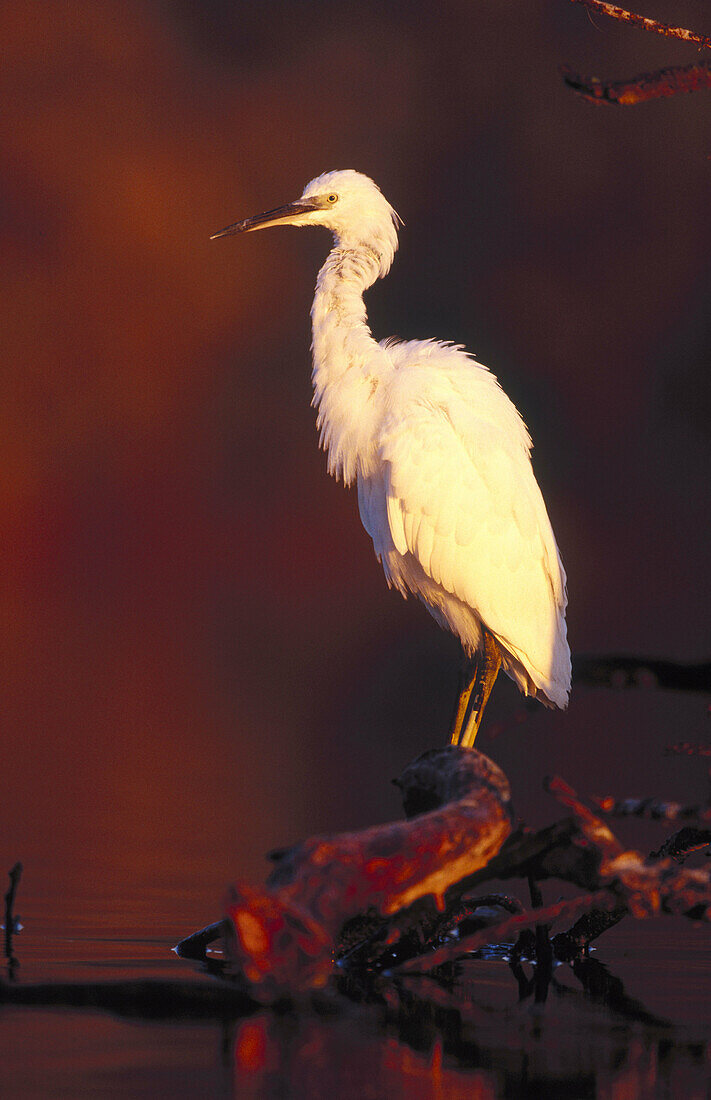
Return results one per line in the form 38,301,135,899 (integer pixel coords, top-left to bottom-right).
212,170,571,732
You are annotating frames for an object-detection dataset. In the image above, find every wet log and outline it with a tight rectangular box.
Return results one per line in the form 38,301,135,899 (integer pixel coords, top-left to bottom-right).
223,747,513,1000
183,754,711,1000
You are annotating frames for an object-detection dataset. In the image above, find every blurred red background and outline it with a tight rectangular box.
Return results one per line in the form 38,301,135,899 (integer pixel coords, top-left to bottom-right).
2,0,710,918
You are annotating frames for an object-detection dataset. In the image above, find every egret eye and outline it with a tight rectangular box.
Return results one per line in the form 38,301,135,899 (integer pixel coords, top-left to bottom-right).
326,193,338,204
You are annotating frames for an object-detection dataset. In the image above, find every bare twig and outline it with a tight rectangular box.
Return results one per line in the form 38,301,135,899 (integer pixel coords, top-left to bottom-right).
562,62,711,105
552,904,628,960
545,775,624,859
4,863,22,970
666,742,711,758
528,875,553,1001
591,793,711,824
570,0,711,50
651,826,711,863
564,0,711,106
543,778,711,919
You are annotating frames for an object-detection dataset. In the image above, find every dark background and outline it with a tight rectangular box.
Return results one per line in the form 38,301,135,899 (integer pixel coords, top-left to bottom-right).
2,0,710,925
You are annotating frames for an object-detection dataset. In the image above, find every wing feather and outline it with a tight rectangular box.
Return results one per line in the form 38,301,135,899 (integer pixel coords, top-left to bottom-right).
384,469,408,556
379,347,570,703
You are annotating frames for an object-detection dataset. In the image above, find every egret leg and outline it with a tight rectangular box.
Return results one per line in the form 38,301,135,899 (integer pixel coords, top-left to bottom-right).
450,633,501,747
450,652,480,746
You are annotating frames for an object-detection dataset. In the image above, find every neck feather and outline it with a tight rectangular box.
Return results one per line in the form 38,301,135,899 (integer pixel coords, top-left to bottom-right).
311,245,392,484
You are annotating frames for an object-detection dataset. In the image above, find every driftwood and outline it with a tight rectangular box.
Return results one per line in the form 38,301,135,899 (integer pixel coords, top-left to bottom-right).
214,749,514,1001
172,745,711,1002
4,732,711,1027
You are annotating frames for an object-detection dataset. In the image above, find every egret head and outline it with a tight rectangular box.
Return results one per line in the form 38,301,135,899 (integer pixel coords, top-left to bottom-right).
211,169,402,275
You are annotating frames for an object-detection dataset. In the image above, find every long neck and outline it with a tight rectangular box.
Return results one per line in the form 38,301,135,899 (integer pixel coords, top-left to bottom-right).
311,245,391,485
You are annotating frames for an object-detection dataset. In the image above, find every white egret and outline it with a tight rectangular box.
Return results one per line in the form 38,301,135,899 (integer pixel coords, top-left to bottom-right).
212,170,571,744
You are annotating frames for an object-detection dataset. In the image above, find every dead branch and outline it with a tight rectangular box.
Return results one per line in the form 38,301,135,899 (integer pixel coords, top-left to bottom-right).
570,0,711,50
573,655,711,692
174,920,230,960
562,62,711,105
338,815,609,973
552,903,628,960
337,891,526,973
545,775,624,858
650,826,711,863
600,849,711,919
544,777,711,917
564,2,711,105
591,793,711,824
665,742,711,757
172,751,711,1001
4,863,22,976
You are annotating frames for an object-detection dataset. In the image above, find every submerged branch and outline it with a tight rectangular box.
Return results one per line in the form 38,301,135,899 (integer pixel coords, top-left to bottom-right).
394,890,619,976
174,920,229,960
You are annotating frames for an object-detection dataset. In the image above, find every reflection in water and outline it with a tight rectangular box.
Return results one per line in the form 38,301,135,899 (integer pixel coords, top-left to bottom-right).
3,930,711,1098
217,953,711,1099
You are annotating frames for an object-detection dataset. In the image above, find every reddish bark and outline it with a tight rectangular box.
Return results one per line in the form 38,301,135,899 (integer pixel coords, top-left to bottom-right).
562,63,711,106
224,748,513,999
565,2,711,105
570,0,711,50
211,757,711,1000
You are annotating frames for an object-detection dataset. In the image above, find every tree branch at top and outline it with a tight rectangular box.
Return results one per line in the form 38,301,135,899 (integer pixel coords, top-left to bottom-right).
564,1,711,105
571,0,711,50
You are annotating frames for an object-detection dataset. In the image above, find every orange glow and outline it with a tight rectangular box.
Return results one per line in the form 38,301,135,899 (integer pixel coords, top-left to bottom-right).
233,910,269,957
234,1019,268,1074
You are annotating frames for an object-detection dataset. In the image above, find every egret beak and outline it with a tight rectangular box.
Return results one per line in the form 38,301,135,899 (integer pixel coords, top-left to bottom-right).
210,199,321,240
